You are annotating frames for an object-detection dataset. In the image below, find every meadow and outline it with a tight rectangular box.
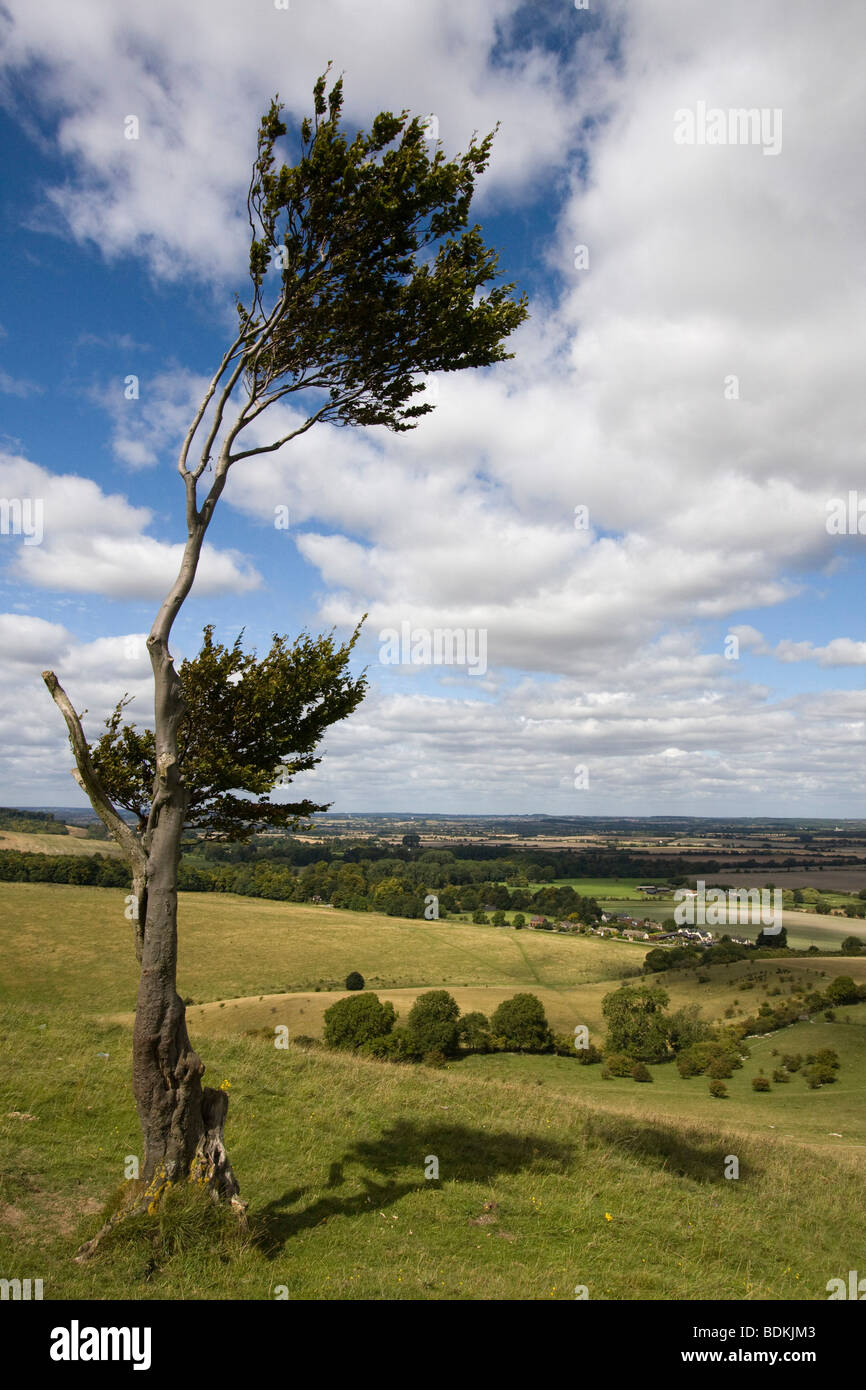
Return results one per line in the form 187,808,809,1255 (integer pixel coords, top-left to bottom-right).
1,881,864,1300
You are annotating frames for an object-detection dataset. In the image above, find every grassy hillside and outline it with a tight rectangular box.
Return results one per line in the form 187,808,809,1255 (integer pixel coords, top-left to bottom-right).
0,882,643,1012
1,880,864,1301
1,1003,862,1301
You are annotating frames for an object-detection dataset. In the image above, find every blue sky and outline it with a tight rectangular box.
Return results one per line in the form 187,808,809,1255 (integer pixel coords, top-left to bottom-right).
0,0,864,815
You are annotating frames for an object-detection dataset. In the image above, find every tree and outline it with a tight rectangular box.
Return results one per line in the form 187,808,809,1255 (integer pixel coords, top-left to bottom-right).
489,994,553,1052
41,70,526,1244
345,972,365,991
825,975,859,1005
756,925,787,947
840,935,864,954
457,1011,491,1051
601,983,671,1062
401,832,421,850
323,994,396,1050
406,990,461,1056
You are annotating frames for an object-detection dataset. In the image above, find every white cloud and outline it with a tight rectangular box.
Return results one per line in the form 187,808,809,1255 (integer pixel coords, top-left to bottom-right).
0,452,261,599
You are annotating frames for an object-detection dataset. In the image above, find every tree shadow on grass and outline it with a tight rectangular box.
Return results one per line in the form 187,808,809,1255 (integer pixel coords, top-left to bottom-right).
252,1119,575,1256
583,1114,752,1184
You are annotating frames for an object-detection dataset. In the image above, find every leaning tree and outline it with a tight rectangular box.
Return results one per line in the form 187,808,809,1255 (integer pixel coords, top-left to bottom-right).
42,68,527,1244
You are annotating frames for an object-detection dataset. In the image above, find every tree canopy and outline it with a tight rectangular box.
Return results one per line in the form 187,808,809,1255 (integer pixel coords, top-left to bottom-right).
91,623,366,839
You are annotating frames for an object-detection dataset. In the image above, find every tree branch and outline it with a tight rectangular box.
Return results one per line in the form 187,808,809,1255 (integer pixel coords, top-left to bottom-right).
41,671,146,876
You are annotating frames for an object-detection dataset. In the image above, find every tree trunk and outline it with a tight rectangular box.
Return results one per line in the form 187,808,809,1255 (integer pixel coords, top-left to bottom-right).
128,631,241,1205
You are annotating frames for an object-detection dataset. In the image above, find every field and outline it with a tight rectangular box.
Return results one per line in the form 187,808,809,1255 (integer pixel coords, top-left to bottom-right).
0,829,122,857
1,880,864,1301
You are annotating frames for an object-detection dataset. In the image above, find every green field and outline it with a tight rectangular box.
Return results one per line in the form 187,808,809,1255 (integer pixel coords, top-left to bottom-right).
1,881,864,1301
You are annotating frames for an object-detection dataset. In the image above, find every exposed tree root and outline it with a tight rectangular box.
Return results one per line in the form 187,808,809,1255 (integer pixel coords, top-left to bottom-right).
73,1088,247,1263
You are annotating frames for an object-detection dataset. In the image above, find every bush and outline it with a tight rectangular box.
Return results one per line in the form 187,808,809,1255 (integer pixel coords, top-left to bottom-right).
604,1051,636,1077
423,1048,448,1068
781,1052,803,1072
772,1068,789,1083
291,1034,320,1049
512,912,525,928
707,1055,734,1080
577,1042,604,1065
359,1032,417,1062
457,1011,491,1051
323,993,396,1051
489,993,553,1052
406,990,461,1056
344,971,365,991
825,975,860,1005
631,1061,652,1082
803,1061,837,1088
709,1079,728,1098
677,1051,704,1078
752,1076,771,1092
814,1047,840,1069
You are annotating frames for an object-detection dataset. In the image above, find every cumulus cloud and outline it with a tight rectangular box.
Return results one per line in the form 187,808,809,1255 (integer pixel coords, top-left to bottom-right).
0,452,261,599
1,0,864,812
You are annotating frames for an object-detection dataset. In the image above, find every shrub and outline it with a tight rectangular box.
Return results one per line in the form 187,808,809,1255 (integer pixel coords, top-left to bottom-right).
772,1068,789,1083
823,1009,836,1021
406,990,461,1056
360,1032,417,1062
489,993,553,1052
825,975,859,1005
457,1011,491,1051
604,1051,636,1077
423,1048,448,1068
323,993,396,1051
677,1051,704,1078
803,1061,837,1088
752,1076,771,1092
781,1052,803,1072
344,971,365,991
577,1042,604,1065
709,1079,728,1098
291,1034,320,1049
707,1056,734,1080
600,1067,613,1080
631,1062,652,1082
814,1047,840,1070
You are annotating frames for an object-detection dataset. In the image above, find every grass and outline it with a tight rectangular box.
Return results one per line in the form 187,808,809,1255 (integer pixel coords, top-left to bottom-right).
1,1003,862,1300
2,879,864,1300
0,882,643,1012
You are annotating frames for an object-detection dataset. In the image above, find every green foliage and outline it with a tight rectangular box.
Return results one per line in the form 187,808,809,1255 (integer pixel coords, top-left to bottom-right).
512,912,525,928
0,807,66,834
488,993,553,1052
604,1052,636,1077
781,1052,803,1072
406,990,461,1056
752,1076,771,1092
756,926,787,948
244,70,527,433
667,1003,710,1052
358,1032,417,1062
91,624,367,838
631,1062,652,1083
323,993,396,1050
601,983,671,1062
708,1079,728,1098
457,1011,491,1051
344,971,365,991
825,976,860,1005
772,1069,789,1083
